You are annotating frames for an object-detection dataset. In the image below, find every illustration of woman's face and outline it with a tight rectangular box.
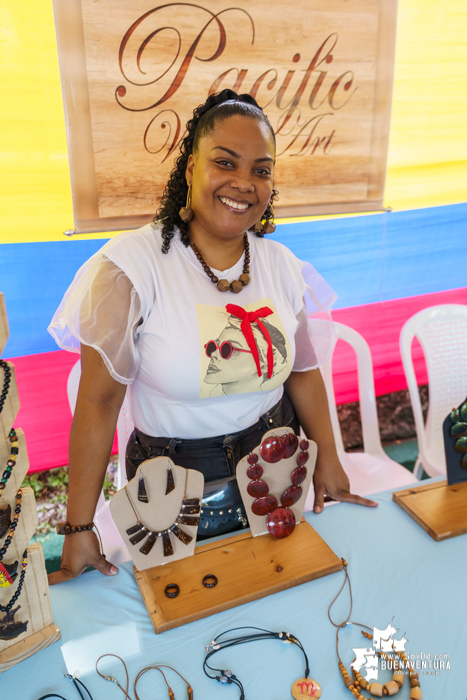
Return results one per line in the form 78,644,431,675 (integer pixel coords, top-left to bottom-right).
204,327,265,393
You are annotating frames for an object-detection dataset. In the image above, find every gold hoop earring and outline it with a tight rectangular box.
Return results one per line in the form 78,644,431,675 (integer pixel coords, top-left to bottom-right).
179,185,193,222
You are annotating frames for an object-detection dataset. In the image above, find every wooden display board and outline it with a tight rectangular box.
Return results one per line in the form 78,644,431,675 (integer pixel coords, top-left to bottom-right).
0,292,60,672
134,520,342,634
53,0,398,233
393,480,467,542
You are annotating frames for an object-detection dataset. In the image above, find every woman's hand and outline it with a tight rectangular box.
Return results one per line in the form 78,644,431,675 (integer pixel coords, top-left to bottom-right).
312,454,378,513
48,531,118,585
285,368,379,513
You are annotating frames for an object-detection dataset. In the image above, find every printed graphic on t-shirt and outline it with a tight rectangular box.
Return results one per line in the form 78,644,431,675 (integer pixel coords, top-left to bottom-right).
196,299,292,398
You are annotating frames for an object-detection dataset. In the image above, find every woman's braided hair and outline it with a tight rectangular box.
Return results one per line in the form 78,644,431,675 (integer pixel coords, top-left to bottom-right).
154,89,278,254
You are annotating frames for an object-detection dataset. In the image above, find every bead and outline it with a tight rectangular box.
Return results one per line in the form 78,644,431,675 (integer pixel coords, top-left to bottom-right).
297,451,309,467
393,673,404,687
369,683,384,697
451,421,467,437
217,279,230,292
239,273,250,286
251,496,278,515
247,480,269,498
409,678,420,688
247,464,263,480
454,437,467,453
300,440,309,450
230,280,244,294
212,276,219,284
247,453,258,465
291,466,307,486
384,681,399,696
282,433,299,458
10,448,18,455
266,506,295,539
281,485,303,507
260,436,286,463
409,688,422,699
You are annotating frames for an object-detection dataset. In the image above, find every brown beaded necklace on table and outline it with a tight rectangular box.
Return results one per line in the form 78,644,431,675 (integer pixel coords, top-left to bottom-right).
329,560,421,699
189,233,251,294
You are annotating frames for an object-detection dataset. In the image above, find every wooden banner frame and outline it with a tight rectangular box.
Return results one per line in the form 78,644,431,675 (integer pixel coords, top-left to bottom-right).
53,0,398,233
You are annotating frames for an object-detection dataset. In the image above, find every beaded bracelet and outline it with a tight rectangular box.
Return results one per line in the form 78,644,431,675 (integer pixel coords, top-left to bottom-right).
0,429,19,492
0,489,22,562
56,522,94,535
0,360,11,414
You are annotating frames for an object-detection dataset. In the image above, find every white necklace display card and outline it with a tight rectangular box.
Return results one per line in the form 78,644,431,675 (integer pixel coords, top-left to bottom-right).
236,427,317,537
110,457,204,571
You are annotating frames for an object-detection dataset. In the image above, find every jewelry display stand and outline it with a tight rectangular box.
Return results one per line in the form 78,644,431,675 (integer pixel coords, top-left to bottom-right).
236,427,316,537
393,480,467,541
0,293,60,674
134,519,342,634
110,457,204,570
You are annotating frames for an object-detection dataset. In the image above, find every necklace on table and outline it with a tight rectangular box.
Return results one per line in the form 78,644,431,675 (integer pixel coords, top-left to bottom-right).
329,559,421,698
0,488,23,586
125,470,200,557
0,548,28,640
246,434,309,539
204,625,320,700
190,233,251,293
0,428,19,493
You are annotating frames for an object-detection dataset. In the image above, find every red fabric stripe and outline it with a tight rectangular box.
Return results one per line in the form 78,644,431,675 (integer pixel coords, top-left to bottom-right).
5,286,466,472
5,351,118,474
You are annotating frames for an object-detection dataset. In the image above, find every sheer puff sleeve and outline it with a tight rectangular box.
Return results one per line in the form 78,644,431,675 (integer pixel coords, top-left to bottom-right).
48,254,142,384
292,260,337,372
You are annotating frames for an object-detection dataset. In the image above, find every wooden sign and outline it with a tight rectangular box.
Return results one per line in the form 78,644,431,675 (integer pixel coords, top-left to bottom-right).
53,0,397,233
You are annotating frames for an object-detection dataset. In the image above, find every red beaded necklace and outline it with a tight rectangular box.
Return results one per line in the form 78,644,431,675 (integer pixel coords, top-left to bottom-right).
246,434,309,539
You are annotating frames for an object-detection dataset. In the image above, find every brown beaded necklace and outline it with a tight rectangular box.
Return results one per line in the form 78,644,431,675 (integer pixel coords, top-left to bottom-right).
189,233,251,293
329,560,421,699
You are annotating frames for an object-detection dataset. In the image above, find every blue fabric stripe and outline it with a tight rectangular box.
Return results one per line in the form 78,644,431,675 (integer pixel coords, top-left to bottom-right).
1,203,465,357
274,202,466,309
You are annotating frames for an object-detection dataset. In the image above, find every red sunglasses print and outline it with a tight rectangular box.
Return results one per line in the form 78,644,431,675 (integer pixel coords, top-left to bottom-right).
205,340,253,360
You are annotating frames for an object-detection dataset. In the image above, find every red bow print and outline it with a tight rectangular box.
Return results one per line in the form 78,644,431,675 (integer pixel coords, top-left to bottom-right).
226,304,274,379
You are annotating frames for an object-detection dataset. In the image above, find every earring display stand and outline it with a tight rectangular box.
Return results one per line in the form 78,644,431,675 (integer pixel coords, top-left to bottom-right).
134,518,342,634
0,293,60,673
393,480,467,541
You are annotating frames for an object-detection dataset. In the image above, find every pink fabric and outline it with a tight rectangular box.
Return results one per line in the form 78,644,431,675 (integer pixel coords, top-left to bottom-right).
331,287,467,404
6,286,466,472
7,351,118,474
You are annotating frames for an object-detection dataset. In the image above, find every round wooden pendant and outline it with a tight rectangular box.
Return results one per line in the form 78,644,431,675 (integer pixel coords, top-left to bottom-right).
291,678,322,699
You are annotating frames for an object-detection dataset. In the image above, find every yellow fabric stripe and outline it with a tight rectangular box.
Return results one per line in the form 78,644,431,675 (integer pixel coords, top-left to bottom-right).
0,1,466,244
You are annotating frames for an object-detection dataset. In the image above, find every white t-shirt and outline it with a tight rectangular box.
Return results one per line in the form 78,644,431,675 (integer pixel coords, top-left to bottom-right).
49,224,336,438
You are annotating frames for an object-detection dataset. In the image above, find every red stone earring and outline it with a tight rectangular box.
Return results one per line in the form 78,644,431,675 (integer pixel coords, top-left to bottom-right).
179,185,193,222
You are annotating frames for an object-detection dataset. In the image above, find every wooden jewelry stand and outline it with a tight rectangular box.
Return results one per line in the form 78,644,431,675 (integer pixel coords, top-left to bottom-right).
135,519,342,634
393,480,467,541
0,293,60,673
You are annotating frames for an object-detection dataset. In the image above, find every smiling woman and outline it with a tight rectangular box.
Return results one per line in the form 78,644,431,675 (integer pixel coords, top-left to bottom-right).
47,89,377,585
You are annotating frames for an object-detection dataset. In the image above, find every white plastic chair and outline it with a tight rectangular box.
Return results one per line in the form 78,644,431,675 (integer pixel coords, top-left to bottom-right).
400,304,467,479
305,322,416,511
67,359,131,564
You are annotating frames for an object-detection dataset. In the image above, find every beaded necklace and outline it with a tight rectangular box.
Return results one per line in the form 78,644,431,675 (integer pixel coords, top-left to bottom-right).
0,428,19,493
203,626,319,700
0,359,11,414
0,488,22,587
124,471,200,557
246,434,309,539
329,560,421,699
0,549,28,640
190,233,251,293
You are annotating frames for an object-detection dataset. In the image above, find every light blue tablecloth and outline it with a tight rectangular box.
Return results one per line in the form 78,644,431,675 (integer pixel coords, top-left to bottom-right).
3,480,465,699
